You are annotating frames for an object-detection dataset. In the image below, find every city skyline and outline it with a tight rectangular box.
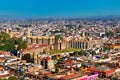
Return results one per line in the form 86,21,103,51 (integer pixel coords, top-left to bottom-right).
0,0,120,18
0,1,120,79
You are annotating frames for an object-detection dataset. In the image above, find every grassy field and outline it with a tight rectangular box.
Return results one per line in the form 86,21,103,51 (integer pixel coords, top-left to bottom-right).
49,48,81,54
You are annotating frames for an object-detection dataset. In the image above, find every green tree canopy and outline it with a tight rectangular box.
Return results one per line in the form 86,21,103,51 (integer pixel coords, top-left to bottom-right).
73,50,88,56
0,32,10,41
0,39,15,51
0,79,8,80
55,35,63,44
8,76,18,80
55,64,59,73
73,51,79,56
90,51,96,55
105,31,114,37
17,42,27,50
0,35,27,51
79,50,88,56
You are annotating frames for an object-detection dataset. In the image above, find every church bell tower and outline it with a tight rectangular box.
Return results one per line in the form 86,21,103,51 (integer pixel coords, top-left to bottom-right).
26,27,31,36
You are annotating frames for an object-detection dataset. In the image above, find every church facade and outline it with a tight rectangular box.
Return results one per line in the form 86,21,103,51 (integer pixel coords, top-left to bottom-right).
26,27,103,51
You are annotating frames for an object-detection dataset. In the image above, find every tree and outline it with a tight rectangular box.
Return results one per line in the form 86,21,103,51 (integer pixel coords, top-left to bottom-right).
8,76,18,80
73,51,79,56
65,25,74,29
16,28,20,31
105,31,114,38
55,64,59,73
100,72,106,78
103,47,110,51
0,40,15,51
74,67,79,71
78,25,83,29
0,32,10,41
5,40,15,51
55,35,63,44
17,42,27,50
85,32,89,36
0,36,27,51
0,79,8,80
79,50,87,56
90,51,96,55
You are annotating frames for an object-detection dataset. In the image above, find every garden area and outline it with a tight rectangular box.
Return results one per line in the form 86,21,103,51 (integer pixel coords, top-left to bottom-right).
49,48,80,54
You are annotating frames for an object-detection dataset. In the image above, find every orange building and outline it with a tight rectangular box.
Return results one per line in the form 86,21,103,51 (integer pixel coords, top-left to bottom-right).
104,42,120,49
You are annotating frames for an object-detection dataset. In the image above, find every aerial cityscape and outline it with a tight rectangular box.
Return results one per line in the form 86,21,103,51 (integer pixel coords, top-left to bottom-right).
0,0,120,80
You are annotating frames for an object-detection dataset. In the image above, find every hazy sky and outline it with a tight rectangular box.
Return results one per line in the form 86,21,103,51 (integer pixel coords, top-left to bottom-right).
0,0,120,17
